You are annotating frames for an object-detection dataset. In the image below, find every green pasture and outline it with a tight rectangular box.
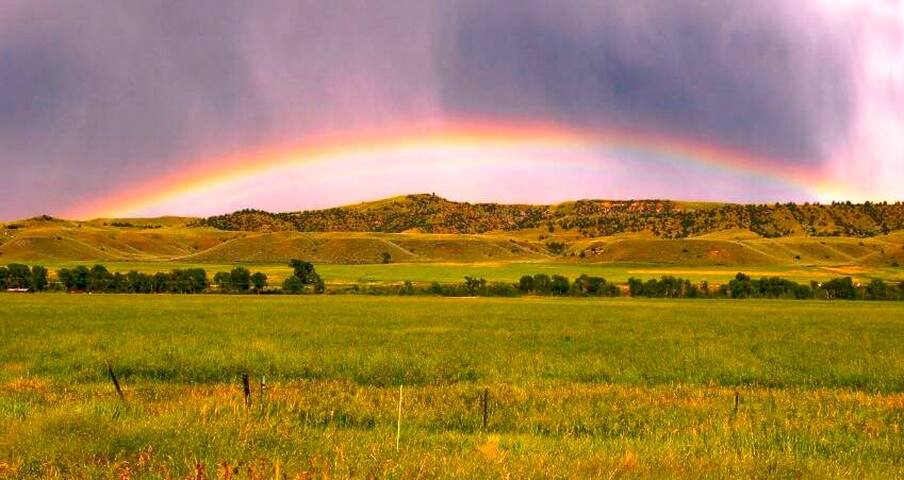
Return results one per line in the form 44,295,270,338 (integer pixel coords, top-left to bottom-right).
1,295,903,478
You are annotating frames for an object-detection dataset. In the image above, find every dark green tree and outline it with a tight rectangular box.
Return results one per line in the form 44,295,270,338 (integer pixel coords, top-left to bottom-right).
30,265,48,291
289,259,316,283
550,275,570,296
251,272,268,292
213,271,233,292
823,277,857,300
282,275,304,294
532,274,552,295
5,264,31,289
229,267,252,292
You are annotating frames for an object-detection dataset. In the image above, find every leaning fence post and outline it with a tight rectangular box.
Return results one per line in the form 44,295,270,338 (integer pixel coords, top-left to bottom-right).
106,361,125,402
241,373,251,406
734,390,740,415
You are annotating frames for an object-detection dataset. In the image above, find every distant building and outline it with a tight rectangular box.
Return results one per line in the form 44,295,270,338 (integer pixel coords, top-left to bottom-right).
6,288,30,293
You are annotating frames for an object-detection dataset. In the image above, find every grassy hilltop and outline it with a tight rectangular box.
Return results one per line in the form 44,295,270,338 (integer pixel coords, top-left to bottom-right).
2,196,904,274
202,194,904,238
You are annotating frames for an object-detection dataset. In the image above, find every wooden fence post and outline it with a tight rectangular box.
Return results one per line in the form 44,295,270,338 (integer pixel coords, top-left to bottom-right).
106,362,124,402
241,373,251,406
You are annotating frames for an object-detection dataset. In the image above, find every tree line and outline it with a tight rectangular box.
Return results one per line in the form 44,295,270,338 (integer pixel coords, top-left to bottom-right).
3,261,903,301
0,260,325,295
357,273,904,301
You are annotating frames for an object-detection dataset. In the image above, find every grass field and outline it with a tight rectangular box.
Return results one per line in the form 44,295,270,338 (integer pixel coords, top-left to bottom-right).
1,295,903,478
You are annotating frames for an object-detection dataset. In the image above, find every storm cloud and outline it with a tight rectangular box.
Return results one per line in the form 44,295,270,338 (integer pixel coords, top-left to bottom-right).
438,0,854,161
0,0,898,219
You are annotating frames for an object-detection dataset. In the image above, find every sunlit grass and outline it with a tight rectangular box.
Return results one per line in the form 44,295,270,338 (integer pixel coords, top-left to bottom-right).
1,295,903,478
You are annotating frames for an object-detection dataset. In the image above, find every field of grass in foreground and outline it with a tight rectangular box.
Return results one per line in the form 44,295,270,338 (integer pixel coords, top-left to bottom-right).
1,295,903,478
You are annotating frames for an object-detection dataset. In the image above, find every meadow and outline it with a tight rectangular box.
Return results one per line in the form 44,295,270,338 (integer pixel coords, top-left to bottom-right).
1,294,902,478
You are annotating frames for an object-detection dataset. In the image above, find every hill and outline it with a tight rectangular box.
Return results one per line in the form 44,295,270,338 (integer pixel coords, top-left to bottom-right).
1,197,903,268
201,194,904,238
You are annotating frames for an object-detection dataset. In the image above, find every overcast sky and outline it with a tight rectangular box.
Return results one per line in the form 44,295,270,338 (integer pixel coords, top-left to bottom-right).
1,1,901,219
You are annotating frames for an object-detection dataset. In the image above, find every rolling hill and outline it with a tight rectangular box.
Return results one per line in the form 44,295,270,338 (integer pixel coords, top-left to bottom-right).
1,196,903,267
202,194,904,238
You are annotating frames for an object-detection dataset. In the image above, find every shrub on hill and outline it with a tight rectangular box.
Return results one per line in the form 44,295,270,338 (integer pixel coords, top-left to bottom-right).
199,195,904,238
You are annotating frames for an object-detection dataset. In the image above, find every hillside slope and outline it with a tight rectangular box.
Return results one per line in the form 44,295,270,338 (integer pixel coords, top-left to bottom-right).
3,196,904,267
202,194,904,238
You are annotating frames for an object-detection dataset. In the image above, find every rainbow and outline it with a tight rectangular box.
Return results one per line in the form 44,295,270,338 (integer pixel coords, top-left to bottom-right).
64,120,841,219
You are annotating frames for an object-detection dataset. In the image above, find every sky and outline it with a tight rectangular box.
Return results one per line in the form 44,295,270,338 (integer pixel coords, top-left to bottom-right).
1,0,902,220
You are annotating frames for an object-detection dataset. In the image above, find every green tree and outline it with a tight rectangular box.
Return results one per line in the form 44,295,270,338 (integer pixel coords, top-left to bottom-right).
550,275,570,296
87,265,112,292
282,275,304,294
58,266,90,292
289,259,316,282
284,259,324,294
823,277,856,300
399,280,415,295
30,265,48,291
866,279,888,300
312,273,325,294
229,267,252,292
532,274,552,295
213,272,233,292
251,272,268,292
6,264,31,289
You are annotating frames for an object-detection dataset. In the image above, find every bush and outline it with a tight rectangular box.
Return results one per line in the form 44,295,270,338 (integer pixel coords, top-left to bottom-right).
282,276,304,294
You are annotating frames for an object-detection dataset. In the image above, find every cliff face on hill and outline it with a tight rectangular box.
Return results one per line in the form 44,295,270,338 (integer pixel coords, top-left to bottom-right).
201,194,904,238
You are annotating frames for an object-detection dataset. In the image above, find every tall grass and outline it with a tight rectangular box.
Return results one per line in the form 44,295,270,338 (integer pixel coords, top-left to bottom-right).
1,295,903,478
